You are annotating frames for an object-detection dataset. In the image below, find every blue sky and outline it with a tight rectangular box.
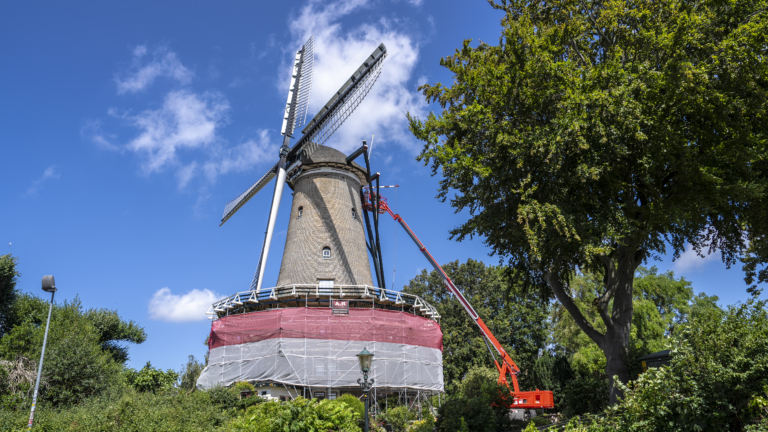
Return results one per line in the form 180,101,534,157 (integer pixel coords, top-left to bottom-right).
1,0,762,372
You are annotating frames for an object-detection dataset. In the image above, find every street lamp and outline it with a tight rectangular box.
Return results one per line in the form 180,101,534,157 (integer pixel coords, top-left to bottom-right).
27,275,57,430
357,348,375,432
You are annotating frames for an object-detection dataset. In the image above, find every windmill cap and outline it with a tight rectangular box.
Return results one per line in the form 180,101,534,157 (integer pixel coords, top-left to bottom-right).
299,145,368,184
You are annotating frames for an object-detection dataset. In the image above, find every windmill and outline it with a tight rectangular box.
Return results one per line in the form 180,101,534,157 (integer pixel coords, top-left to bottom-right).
220,36,387,293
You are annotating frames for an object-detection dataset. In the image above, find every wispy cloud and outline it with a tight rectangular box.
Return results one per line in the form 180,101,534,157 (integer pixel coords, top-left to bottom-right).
674,243,721,273
26,166,60,196
287,0,427,155
115,45,194,94
102,46,275,190
122,89,230,175
148,287,220,322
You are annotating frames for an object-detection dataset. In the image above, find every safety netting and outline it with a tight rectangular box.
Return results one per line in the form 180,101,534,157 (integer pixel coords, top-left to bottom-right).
197,307,443,391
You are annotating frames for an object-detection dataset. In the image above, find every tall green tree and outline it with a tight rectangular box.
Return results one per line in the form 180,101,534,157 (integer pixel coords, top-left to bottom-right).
0,295,147,405
403,259,549,393
3,294,146,364
0,254,20,337
408,0,768,402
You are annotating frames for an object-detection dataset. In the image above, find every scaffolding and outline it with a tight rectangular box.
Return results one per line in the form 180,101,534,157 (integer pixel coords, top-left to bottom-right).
197,305,444,393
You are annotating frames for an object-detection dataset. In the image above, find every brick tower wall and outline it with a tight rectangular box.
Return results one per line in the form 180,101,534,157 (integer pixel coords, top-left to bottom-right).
275,167,374,287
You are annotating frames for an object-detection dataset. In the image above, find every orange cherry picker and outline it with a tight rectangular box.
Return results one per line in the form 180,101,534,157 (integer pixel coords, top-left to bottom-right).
358,181,554,410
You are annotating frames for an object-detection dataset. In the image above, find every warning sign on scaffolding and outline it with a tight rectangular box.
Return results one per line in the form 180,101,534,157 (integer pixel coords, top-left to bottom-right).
332,300,349,316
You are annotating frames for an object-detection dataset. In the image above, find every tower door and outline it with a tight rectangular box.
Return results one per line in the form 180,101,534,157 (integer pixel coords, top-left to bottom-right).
319,279,334,295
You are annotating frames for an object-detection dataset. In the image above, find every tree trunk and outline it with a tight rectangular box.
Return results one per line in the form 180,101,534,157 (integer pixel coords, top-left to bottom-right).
602,325,631,404
546,246,641,405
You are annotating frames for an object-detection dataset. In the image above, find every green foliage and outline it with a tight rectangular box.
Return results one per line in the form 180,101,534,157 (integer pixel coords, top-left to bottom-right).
0,254,20,337
0,355,38,410
233,381,256,392
403,259,549,392
436,366,514,432
337,393,365,420
227,397,361,432
532,352,574,410
204,385,264,413
3,292,146,366
0,385,231,431
207,385,241,411
178,354,205,391
561,376,609,418
573,299,768,431
409,0,768,402
410,411,436,432
125,362,179,393
383,405,415,432
0,296,122,406
0,292,146,406
84,308,146,364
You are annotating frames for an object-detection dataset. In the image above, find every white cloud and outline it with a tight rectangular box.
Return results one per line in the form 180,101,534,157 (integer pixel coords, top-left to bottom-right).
287,0,427,155
148,287,220,322
674,243,721,273
26,166,60,196
115,45,194,94
107,45,276,189
202,129,273,182
124,89,230,175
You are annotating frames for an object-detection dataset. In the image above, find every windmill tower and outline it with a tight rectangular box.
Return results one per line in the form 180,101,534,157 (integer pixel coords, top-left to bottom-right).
197,38,443,402
276,146,373,287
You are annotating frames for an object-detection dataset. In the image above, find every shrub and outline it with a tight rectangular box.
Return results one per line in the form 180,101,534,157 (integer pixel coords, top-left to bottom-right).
561,375,609,418
233,381,256,392
0,386,231,431
125,362,178,393
207,385,241,411
227,397,361,431
551,299,768,432
383,406,415,432
436,366,513,432
337,393,365,420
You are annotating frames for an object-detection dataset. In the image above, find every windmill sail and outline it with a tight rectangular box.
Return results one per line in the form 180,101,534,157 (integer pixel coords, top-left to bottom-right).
287,43,386,161
220,162,279,226
281,35,314,138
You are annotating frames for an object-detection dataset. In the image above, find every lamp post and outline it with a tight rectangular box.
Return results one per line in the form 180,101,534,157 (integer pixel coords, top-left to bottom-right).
27,275,56,430
357,348,375,432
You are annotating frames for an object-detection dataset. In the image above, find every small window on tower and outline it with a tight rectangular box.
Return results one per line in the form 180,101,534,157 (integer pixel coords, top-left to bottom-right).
322,247,331,259
351,208,357,220
297,206,303,219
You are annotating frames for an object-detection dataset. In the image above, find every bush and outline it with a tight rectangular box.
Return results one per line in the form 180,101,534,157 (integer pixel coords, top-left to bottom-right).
226,396,361,431
436,366,513,432
561,375,609,418
337,393,365,420
125,362,178,393
383,405,415,432
547,299,768,432
233,381,256,392
0,295,145,407
0,386,231,431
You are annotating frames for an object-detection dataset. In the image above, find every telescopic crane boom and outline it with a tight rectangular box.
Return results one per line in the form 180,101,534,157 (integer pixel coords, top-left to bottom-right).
362,188,554,410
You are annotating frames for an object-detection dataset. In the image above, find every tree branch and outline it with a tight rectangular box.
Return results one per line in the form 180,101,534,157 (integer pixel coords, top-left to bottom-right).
545,270,606,347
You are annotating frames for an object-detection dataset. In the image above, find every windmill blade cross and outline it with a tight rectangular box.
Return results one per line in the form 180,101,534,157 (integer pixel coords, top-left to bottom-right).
286,43,387,163
281,35,314,138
